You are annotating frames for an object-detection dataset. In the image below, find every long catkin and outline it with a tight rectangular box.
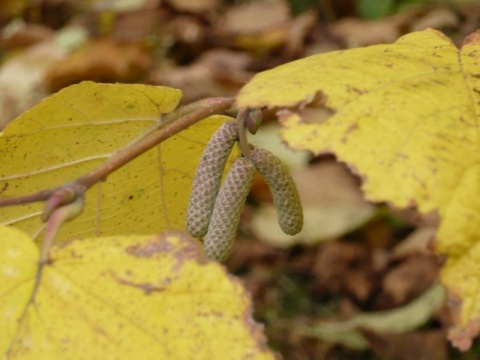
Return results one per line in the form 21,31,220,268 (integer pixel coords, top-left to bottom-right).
250,147,303,235
186,121,238,237
204,157,255,262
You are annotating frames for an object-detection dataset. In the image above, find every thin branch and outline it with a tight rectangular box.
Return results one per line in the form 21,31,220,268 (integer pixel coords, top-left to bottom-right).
78,97,235,189
0,189,54,207
0,96,235,207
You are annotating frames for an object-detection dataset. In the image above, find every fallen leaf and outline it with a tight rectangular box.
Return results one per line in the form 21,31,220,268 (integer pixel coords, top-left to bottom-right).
410,8,459,32
330,13,410,47
0,21,53,49
0,226,274,359
392,226,437,258
151,49,253,103
313,241,375,302
216,0,290,51
88,0,157,12
44,38,152,92
283,10,317,57
366,330,448,360
0,40,66,129
219,0,289,37
236,28,480,349
318,283,445,333
303,326,369,350
305,285,446,354
380,256,439,306
166,0,219,13
111,7,164,42
170,15,206,46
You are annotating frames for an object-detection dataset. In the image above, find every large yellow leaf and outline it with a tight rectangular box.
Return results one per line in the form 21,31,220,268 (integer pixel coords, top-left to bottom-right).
0,82,237,241
236,29,480,349
0,226,274,359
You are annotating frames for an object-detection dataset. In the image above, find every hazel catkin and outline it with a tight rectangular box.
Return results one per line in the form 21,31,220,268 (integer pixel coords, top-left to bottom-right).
186,121,239,238
204,157,255,262
250,147,303,235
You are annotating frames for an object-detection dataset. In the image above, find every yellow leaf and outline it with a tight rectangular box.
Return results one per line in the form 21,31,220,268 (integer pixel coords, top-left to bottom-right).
236,29,480,349
0,82,237,241
0,226,274,359
0,226,38,345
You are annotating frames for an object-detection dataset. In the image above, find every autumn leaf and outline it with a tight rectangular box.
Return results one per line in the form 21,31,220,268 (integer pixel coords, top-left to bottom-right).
0,225,274,359
306,283,445,349
0,82,238,241
0,40,65,128
44,39,152,92
237,28,480,350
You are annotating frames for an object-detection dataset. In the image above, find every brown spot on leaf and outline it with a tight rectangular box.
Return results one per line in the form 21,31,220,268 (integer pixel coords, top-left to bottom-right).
126,237,174,257
346,85,366,95
114,275,166,295
345,123,359,135
125,232,203,264
0,182,9,195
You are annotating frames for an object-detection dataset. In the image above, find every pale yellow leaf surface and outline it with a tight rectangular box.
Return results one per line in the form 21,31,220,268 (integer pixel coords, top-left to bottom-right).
0,226,274,360
236,29,480,348
0,82,237,241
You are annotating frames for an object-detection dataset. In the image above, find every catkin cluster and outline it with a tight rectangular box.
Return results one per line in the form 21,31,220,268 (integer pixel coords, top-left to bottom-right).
186,120,303,262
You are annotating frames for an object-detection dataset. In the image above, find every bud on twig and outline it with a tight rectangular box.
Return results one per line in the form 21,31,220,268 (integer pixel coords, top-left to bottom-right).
245,109,263,135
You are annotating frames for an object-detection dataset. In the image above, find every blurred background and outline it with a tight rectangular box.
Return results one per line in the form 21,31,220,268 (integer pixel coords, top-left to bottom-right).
1,0,479,358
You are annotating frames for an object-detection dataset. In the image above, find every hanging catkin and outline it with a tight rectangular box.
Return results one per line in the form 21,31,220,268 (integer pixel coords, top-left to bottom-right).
186,121,238,237
204,157,255,261
250,147,303,235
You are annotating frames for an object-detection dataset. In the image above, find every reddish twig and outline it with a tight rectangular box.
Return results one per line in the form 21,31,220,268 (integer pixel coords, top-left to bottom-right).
0,96,235,209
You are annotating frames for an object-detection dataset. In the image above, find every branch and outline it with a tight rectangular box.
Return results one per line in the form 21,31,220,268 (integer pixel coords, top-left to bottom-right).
78,97,235,189
0,96,235,207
